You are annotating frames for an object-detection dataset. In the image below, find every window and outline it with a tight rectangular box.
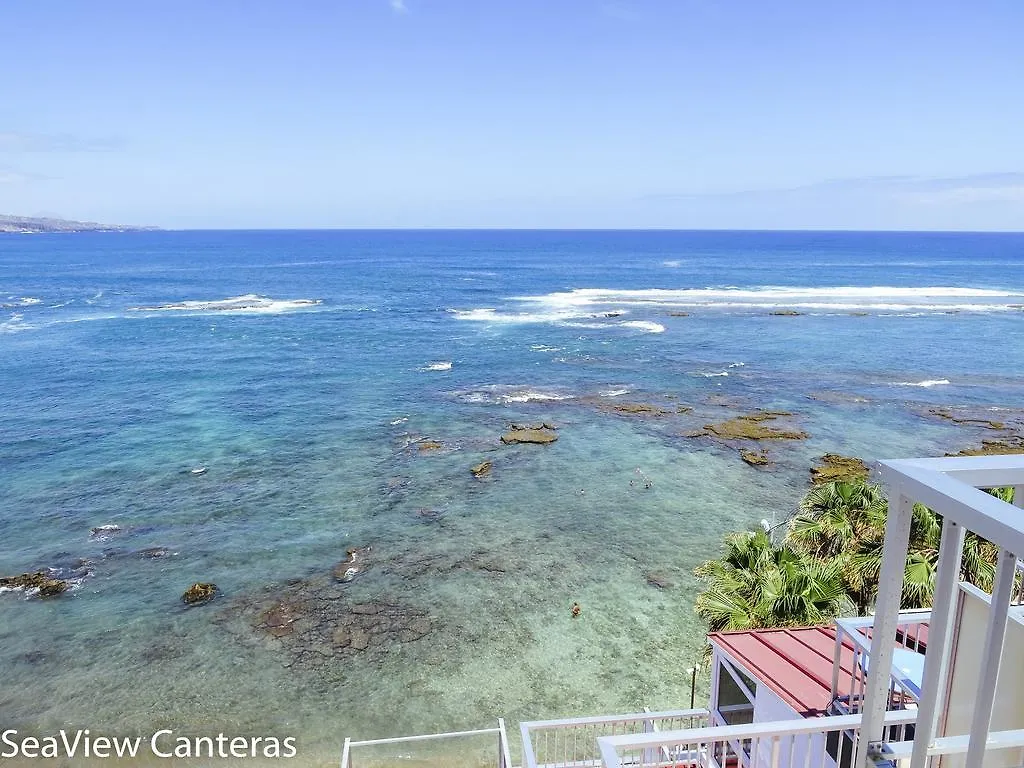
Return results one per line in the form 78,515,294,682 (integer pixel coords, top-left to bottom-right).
716,658,755,727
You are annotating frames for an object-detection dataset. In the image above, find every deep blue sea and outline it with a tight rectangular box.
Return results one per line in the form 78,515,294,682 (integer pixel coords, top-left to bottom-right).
1,230,1023,766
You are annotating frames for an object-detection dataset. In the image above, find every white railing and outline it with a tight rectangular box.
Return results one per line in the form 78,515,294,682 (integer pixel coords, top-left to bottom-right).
520,709,710,768
878,726,1024,764
830,610,930,716
858,456,1024,768
341,719,513,768
596,709,916,768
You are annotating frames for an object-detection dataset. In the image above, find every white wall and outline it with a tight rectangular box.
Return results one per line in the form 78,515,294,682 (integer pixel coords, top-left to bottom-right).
939,584,1024,768
751,682,836,768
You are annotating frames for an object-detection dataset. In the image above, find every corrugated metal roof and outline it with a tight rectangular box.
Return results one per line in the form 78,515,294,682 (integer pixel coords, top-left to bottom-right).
708,625,858,717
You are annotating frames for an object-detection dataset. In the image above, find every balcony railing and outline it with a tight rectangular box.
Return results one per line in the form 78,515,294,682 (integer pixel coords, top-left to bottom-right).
340,720,513,768
830,610,930,716
595,709,916,768
520,709,710,768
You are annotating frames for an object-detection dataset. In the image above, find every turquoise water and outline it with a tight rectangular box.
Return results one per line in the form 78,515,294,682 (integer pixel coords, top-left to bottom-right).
1,230,1023,765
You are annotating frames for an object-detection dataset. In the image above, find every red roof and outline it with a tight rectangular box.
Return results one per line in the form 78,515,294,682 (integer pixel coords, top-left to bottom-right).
708,625,857,717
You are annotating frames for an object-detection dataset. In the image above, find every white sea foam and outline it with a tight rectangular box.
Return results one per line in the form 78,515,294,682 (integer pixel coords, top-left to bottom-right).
728,362,746,368
451,307,583,324
0,297,41,309
618,320,666,333
530,345,563,352
662,260,683,268
421,361,453,371
600,388,631,397
130,294,322,314
0,313,28,333
510,286,1024,314
698,371,730,378
452,385,575,405
390,417,409,425
894,379,951,388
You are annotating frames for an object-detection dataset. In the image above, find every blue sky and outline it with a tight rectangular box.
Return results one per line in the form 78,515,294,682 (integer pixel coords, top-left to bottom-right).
1,1,1022,229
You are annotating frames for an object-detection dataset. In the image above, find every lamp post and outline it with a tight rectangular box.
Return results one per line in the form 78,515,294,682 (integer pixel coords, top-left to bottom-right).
687,666,697,710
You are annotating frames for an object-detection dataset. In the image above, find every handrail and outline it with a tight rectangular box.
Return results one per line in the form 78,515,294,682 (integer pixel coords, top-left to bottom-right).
596,709,916,768
340,724,507,768
880,726,1024,759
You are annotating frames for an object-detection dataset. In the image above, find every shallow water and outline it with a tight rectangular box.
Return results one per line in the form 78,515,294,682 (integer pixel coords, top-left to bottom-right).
1,230,1023,765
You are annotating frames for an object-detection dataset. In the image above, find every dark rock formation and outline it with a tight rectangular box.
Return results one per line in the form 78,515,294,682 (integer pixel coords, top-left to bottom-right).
0,571,67,597
501,427,558,445
698,411,806,440
811,454,870,484
740,449,771,466
470,460,492,478
645,572,674,589
182,582,218,605
770,310,801,316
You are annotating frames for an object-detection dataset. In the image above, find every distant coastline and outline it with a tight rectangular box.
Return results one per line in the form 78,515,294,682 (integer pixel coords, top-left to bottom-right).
0,214,159,234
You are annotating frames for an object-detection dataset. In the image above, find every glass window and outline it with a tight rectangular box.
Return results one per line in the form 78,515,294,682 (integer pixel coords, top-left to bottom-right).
716,659,755,726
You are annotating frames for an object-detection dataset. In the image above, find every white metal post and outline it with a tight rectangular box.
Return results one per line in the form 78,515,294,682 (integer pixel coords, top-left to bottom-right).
909,518,965,768
964,547,1018,767
854,490,913,768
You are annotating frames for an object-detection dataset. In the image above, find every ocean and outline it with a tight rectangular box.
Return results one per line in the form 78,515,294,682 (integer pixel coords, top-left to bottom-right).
1,229,1022,766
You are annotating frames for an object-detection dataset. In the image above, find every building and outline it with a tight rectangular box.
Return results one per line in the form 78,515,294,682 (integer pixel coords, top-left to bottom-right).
342,454,1024,768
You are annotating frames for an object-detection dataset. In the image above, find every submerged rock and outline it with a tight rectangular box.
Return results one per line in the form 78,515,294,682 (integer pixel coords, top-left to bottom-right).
0,571,67,598
740,449,771,466
667,311,690,317
501,427,558,445
645,571,674,589
928,407,1008,431
770,309,801,316
332,545,371,582
810,454,870,484
89,524,123,541
606,402,672,416
182,582,218,605
416,440,445,453
470,460,492,478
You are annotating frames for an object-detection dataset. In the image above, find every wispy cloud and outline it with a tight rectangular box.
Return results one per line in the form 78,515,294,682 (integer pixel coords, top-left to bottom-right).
642,172,1024,204
0,131,125,153
389,0,408,13
0,166,52,184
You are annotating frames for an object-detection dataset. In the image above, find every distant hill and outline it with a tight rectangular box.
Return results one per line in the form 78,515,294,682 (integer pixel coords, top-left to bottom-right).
0,214,159,233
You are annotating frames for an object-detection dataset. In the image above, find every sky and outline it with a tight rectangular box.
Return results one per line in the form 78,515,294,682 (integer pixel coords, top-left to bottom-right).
1,1,1023,230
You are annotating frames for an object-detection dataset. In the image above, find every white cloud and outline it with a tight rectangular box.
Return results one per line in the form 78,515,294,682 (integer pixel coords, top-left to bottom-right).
389,0,407,13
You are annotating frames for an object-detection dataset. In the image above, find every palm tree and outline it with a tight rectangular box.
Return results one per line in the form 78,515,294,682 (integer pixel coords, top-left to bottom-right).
787,480,888,614
694,529,852,632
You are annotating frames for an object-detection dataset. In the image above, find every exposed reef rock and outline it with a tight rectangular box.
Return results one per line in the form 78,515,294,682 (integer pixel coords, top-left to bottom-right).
0,572,67,597
740,449,771,466
89,524,123,541
811,454,870,484
470,460,492,478
928,407,1008,431
501,426,558,445
416,440,445,453
697,411,807,440
949,438,1024,457
667,311,690,317
510,422,557,431
770,309,802,316
332,546,372,582
807,391,870,405
182,582,218,605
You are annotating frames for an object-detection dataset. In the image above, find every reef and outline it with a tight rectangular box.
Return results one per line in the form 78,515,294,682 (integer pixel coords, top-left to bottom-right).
928,407,1008,431
501,425,558,444
0,572,67,597
770,310,801,316
645,571,674,589
182,582,218,605
949,437,1024,457
740,449,771,466
697,411,807,441
810,454,870,484
470,460,492,478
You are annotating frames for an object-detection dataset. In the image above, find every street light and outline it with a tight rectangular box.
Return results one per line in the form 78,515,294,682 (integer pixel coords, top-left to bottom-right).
686,666,697,709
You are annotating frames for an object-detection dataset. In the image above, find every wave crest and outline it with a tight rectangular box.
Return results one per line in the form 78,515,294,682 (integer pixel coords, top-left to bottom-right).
129,294,322,314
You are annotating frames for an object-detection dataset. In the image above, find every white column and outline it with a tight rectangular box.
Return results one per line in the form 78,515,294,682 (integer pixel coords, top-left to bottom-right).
909,518,965,768
964,547,1018,766
854,490,913,768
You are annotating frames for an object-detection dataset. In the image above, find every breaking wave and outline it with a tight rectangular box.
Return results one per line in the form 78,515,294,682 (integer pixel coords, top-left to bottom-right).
421,361,453,371
511,286,1024,314
893,379,951,388
450,385,575,405
129,294,322,314
618,320,666,333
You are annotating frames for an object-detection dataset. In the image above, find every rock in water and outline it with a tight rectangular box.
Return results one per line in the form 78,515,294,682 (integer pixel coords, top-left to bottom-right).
0,571,68,598
501,427,558,445
740,449,771,466
182,582,218,605
470,460,492,478
333,545,371,582
810,453,869,484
